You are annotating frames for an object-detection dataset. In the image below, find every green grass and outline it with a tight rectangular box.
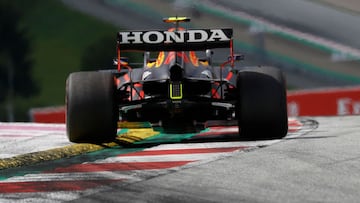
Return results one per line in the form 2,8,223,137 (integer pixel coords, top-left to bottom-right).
9,0,118,120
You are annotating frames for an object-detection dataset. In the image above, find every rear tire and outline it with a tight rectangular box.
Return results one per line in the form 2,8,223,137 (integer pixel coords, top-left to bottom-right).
66,71,117,143
236,67,288,140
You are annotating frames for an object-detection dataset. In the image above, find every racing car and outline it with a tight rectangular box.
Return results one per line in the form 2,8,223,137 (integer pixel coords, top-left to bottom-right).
66,17,288,143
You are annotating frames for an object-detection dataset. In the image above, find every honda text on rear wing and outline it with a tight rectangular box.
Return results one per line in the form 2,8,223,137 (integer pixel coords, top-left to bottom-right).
117,28,233,51
116,27,234,71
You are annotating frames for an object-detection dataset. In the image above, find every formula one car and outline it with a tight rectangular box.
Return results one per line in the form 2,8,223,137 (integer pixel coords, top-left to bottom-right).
66,17,288,143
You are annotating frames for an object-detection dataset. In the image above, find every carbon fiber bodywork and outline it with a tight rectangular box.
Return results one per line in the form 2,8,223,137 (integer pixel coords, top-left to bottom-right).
115,50,239,124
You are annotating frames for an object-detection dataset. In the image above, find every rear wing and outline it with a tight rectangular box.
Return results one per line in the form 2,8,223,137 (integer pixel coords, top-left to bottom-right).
117,28,233,51
116,28,234,71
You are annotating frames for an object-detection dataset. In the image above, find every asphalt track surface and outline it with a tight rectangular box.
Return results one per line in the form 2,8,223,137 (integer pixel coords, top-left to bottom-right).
0,116,360,202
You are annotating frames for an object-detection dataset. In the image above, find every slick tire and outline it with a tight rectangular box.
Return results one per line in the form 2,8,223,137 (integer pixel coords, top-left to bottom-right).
236,67,288,140
66,71,117,143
